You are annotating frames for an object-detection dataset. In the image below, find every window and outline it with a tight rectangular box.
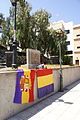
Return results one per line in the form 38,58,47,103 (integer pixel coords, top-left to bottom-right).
76,34,80,37
77,46,80,49
65,30,70,34
75,60,79,65
66,41,70,45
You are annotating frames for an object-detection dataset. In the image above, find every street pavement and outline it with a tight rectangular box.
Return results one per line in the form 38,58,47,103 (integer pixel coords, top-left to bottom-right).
8,80,80,120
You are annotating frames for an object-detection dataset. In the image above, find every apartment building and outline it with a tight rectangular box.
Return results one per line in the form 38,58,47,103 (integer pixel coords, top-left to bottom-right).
49,21,74,63
49,21,80,65
50,21,65,31
73,24,80,65
50,21,73,52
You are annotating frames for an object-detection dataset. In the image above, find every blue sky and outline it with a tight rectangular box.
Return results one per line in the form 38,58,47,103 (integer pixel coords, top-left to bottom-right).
0,0,80,24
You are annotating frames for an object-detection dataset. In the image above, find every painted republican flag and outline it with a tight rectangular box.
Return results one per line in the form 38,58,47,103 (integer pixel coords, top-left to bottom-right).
36,69,54,98
14,69,35,104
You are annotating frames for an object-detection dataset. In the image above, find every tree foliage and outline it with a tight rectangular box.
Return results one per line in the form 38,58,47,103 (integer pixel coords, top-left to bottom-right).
0,13,5,25
31,9,51,53
0,13,6,45
16,0,32,50
0,0,67,64
49,29,67,56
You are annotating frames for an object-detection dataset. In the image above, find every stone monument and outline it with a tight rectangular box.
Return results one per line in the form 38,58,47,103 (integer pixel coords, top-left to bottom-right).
26,49,40,69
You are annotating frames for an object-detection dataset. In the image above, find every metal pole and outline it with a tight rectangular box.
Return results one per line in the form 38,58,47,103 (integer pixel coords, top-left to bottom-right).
12,1,17,68
59,43,63,91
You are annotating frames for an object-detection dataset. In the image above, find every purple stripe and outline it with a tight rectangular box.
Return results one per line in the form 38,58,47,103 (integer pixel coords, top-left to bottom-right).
14,69,24,104
38,84,54,98
16,69,24,85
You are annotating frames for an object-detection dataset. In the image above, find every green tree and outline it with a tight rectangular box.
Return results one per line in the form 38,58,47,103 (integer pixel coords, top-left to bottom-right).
0,12,13,46
0,13,7,45
30,9,67,61
0,13,5,25
16,0,32,50
0,0,67,64
2,17,11,45
48,29,67,63
31,9,51,54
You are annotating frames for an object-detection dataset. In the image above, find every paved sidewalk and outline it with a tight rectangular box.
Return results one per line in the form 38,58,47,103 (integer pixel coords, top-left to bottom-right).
8,80,80,120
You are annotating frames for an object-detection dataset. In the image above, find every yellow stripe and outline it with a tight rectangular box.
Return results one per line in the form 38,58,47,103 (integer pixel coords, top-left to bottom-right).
22,91,29,104
38,74,53,88
24,69,31,76
22,69,31,104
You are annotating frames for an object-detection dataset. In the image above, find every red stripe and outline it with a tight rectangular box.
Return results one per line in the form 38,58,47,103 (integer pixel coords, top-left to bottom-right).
29,70,36,102
36,69,53,77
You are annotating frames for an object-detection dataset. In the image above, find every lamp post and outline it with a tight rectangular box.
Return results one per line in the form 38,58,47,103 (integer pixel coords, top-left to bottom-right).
59,42,63,91
10,0,18,68
57,29,63,92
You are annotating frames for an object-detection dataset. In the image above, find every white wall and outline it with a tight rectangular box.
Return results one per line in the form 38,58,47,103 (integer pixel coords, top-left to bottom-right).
0,66,80,120
63,66,80,87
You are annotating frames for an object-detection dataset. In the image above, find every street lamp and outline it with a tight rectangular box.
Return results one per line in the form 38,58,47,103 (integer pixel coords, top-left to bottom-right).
10,0,18,68
57,29,63,92
58,42,63,91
